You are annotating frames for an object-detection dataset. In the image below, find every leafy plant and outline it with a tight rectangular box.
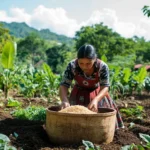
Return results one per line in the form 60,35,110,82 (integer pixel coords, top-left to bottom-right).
6,97,22,107
0,133,17,150
128,122,135,129
121,133,150,150
120,105,144,119
42,63,57,87
143,76,150,93
1,40,16,98
139,133,150,149
101,54,107,63
12,105,46,121
129,67,147,94
82,140,101,150
142,5,150,17
16,63,60,98
109,66,124,99
121,143,145,150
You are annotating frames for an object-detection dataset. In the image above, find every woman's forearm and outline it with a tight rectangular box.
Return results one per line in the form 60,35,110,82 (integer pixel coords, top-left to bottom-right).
59,85,69,102
94,86,109,102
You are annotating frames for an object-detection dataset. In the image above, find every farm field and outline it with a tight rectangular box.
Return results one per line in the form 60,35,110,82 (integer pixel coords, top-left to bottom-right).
0,92,150,150
0,3,150,150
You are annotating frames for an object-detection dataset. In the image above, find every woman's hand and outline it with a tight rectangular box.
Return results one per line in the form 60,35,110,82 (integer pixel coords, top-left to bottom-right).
88,98,99,112
88,86,108,112
59,85,70,109
61,101,70,109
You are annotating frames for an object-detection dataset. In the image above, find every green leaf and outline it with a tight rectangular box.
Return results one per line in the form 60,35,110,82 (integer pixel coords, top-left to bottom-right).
43,63,56,86
1,41,16,69
121,145,131,150
7,98,21,107
145,142,150,148
6,145,17,150
13,132,18,138
121,143,143,150
82,140,95,149
12,106,46,121
129,122,135,129
123,68,131,83
139,133,150,143
101,54,107,62
137,145,145,150
0,134,10,142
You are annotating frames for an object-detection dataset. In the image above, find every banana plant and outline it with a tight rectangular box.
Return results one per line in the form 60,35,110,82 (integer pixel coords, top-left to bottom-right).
129,67,147,94
109,66,124,99
1,40,16,98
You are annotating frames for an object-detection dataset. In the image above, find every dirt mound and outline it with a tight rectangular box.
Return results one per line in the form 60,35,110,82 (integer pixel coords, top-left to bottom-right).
114,128,141,145
0,95,149,150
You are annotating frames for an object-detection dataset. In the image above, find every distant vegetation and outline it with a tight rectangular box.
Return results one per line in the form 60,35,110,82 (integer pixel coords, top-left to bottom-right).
0,18,150,99
1,21,150,73
0,21,74,46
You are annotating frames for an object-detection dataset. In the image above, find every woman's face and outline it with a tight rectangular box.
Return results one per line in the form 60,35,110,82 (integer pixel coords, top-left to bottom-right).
78,58,96,73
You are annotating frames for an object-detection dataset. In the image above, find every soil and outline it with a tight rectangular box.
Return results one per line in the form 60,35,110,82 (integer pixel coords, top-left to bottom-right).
0,92,150,150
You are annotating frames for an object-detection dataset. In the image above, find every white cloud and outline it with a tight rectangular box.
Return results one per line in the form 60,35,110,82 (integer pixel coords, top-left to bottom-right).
0,10,13,22
80,8,150,41
0,6,150,41
30,5,80,36
135,18,150,40
0,8,31,23
114,22,136,37
10,7,31,24
80,9,117,29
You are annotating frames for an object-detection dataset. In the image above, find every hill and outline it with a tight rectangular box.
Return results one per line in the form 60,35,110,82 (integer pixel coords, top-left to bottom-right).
0,21,74,45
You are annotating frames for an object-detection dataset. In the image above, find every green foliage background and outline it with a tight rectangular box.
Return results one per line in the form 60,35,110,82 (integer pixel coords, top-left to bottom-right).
0,17,149,98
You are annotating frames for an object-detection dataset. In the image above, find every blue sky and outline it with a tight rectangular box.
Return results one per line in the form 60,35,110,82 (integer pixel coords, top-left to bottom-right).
0,0,150,40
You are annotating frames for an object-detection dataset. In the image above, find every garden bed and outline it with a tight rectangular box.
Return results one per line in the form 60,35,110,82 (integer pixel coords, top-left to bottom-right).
0,93,150,150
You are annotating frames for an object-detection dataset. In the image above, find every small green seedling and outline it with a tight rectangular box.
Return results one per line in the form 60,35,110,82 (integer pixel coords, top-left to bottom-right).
0,133,17,150
7,97,22,107
12,105,46,121
121,143,145,150
121,133,150,150
82,140,101,150
120,105,145,119
139,133,150,149
128,122,135,129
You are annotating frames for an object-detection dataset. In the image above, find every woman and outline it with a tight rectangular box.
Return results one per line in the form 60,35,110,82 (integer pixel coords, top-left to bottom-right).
59,44,124,128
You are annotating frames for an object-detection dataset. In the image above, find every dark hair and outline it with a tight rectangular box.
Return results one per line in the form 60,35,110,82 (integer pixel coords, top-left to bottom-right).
77,44,97,59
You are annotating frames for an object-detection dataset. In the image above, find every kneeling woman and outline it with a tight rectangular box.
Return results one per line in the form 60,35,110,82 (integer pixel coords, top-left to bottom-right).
59,44,124,129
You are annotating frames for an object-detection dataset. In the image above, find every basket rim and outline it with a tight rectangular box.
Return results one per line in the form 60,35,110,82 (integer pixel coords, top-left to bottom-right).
46,106,116,117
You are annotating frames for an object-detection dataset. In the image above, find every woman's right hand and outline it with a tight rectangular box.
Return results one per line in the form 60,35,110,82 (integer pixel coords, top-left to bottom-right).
61,101,70,109
59,85,70,109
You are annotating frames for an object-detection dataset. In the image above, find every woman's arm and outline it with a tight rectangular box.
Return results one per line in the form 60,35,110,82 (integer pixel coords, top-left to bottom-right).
88,86,109,112
88,61,110,112
93,86,109,101
59,61,75,109
59,85,70,109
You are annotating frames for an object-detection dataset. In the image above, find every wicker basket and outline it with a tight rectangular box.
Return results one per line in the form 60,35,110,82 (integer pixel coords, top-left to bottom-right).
46,106,116,144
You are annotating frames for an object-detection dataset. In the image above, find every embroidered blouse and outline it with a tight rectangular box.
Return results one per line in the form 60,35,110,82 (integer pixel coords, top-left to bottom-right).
60,59,110,88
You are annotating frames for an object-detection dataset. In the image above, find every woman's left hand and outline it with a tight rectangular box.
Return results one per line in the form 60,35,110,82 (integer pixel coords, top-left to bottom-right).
88,99,99,112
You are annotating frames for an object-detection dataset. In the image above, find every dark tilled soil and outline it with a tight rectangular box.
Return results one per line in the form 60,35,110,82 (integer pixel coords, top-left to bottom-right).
0,93,150,150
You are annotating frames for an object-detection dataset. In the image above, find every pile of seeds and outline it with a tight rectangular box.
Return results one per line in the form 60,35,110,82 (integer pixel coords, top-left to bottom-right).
59,105,97,114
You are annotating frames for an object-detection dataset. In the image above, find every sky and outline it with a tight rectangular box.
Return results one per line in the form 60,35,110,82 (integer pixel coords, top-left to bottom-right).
0,0,150,41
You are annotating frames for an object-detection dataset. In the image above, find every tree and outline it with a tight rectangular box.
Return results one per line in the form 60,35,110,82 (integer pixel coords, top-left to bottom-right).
17,33,47,65
132,36,150,63
1,41,16,98
0,24,13,53
75,23,136,61
142,6,150,17
46,43,75,73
